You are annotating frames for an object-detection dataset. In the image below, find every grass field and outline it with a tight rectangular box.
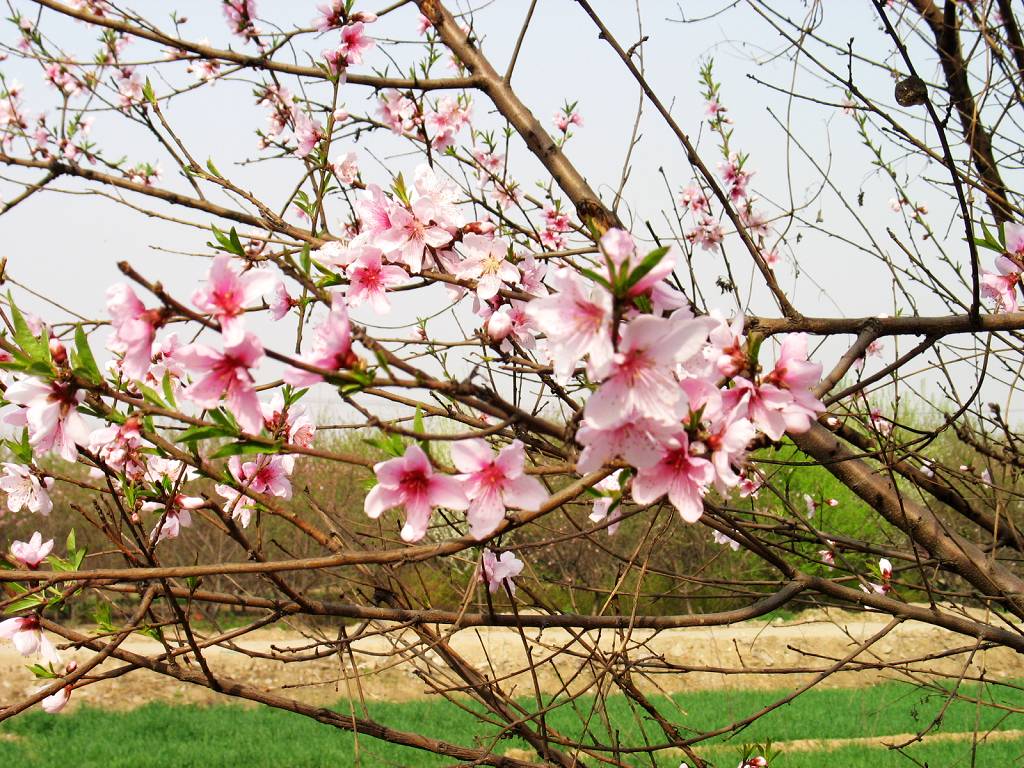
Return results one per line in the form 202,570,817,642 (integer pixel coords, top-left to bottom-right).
2,680,1023,766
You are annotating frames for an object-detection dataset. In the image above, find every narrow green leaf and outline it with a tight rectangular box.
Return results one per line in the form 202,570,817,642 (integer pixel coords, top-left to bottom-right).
228,227,245,256
73,324,102,383
621,246,672,294
578,267,612,291
211,224,244,256
176,425,235,443
392,173,409,205
161,371,177,409
8,292,47,363
136,383,167,409
3,594,45,614
210,440,281,459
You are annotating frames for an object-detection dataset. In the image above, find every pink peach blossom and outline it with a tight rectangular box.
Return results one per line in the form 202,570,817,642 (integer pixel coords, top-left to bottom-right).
480,549,524,594
374,197,453,274
5,377,90,462
453,234,520,301
599,228,676,297
10,531,53,568
376,89,416,134
589,471,625,535
1005,222,1024,256
230,453,295,499
450,439,547,539
337,21,375,66
631,432,715,523
261,393,316,447
0,615,60,665
268,281,294,320
192,254,276,345
106,284,159,379
177,334,265,434
314,0,344,31
41,684,71,714
292,110,324,157
525,267,613,382
981,255,1021,312
88,418,146,479
283,294,357,386
575,418,674,475
346,246,409,313
583,314,714,429
364,444,468,542
0,463,54,515
144,494,204,544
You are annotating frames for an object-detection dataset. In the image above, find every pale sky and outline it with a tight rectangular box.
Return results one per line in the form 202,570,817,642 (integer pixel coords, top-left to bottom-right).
0,1,1008,416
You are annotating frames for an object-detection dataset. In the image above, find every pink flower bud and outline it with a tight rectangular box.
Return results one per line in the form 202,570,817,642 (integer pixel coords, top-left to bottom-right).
487,309,513,341
48,337,67,365
463,220,496,236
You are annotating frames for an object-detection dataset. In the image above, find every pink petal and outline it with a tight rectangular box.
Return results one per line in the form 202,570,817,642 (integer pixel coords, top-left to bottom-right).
427,474,469,511
450,439,493,473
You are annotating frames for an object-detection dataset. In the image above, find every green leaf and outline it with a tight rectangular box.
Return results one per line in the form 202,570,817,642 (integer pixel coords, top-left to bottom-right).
25,360,54,377
210,225,245,256
66,528,76,554
161,371,177,409
207,407,239,431
363,433,405,458
93,602,113,633
206,158,222,178
283,386,308,407
299,244,312,275
620,246,671,294
28,663,57,680
577,267,612,291
413,405,425,435
974,220,1003,252
228,227,245,256
176,424,235,444
392,173,409,205
136,382,167,409
142,78,156,106
72,324,102,384
6,430,32,463
3,594,45,614
8,292,48,363
210,440,281,459
339,367,375,395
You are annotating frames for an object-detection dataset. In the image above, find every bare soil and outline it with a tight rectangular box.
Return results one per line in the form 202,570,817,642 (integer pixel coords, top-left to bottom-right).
3,607,1021,712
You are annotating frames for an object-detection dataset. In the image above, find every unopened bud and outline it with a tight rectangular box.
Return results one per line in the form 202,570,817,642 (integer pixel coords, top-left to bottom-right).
48,337,67,365
463,220,496,236
487,310,513,341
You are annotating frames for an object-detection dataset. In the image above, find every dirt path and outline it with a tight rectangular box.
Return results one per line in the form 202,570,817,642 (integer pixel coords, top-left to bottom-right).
2,607,1021,711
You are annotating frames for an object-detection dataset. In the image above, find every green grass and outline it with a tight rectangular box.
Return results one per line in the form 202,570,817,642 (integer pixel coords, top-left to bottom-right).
778,739,1024,768
1,680,1022,767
